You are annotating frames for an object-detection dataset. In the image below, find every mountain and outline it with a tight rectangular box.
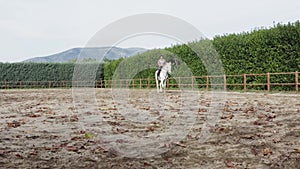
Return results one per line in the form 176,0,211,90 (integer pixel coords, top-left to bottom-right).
23,47,147,63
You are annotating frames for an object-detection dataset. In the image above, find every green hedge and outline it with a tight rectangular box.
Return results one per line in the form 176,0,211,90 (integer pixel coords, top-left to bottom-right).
213,21,300,90
104,21,300,91
0,62,104,87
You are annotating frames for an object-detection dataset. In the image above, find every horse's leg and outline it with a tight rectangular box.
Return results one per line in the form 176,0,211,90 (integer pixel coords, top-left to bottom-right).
155,71,159,93
165,79,167,88
159,77,163,92
163,79,167,93
161,79,165,93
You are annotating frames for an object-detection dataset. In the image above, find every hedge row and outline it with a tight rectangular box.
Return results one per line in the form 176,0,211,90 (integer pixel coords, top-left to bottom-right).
104,21,300,90
0,62,104,82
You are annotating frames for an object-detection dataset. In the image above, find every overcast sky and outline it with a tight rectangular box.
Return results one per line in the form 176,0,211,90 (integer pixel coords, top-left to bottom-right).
1,0,300,62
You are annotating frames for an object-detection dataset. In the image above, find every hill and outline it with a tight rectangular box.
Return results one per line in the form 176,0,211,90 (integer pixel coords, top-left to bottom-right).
23,47,147,63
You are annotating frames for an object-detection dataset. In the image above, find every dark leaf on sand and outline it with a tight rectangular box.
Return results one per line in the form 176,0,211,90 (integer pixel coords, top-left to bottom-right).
7,121,21,128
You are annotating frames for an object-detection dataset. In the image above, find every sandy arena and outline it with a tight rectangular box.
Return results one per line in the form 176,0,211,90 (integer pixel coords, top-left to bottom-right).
0,89,299,169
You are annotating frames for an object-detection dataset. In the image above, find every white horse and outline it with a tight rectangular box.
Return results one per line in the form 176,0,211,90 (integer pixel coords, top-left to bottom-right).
155,62,171,93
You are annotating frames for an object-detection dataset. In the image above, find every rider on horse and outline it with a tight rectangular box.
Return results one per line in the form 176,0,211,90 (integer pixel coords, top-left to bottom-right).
157,55,166,76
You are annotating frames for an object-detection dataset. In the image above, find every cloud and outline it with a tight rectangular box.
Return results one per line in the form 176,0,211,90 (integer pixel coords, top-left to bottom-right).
0,0,300,62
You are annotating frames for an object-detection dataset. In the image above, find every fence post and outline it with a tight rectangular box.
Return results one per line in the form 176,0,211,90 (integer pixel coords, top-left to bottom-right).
139,79,142,89
192,76,194,90
148,78,150,89
132,79,134,89
206,76,209,91
267,73,270,92
224,75,227,91
19,81,22,89
244,74,247,93
295,71,298,94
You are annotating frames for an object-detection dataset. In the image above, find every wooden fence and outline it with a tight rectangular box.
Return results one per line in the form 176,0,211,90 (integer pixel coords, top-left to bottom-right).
0,71,299,93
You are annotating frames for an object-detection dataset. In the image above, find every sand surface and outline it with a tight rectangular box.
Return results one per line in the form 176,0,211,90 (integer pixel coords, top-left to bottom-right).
0,89,299,169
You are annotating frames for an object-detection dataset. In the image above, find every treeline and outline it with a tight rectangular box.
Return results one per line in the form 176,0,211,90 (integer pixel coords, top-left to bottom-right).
0,62,104,86
213,21,300,90
213,21,300,74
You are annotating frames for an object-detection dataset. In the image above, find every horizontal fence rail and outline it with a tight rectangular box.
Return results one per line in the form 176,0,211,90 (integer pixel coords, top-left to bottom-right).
0,71,299,93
